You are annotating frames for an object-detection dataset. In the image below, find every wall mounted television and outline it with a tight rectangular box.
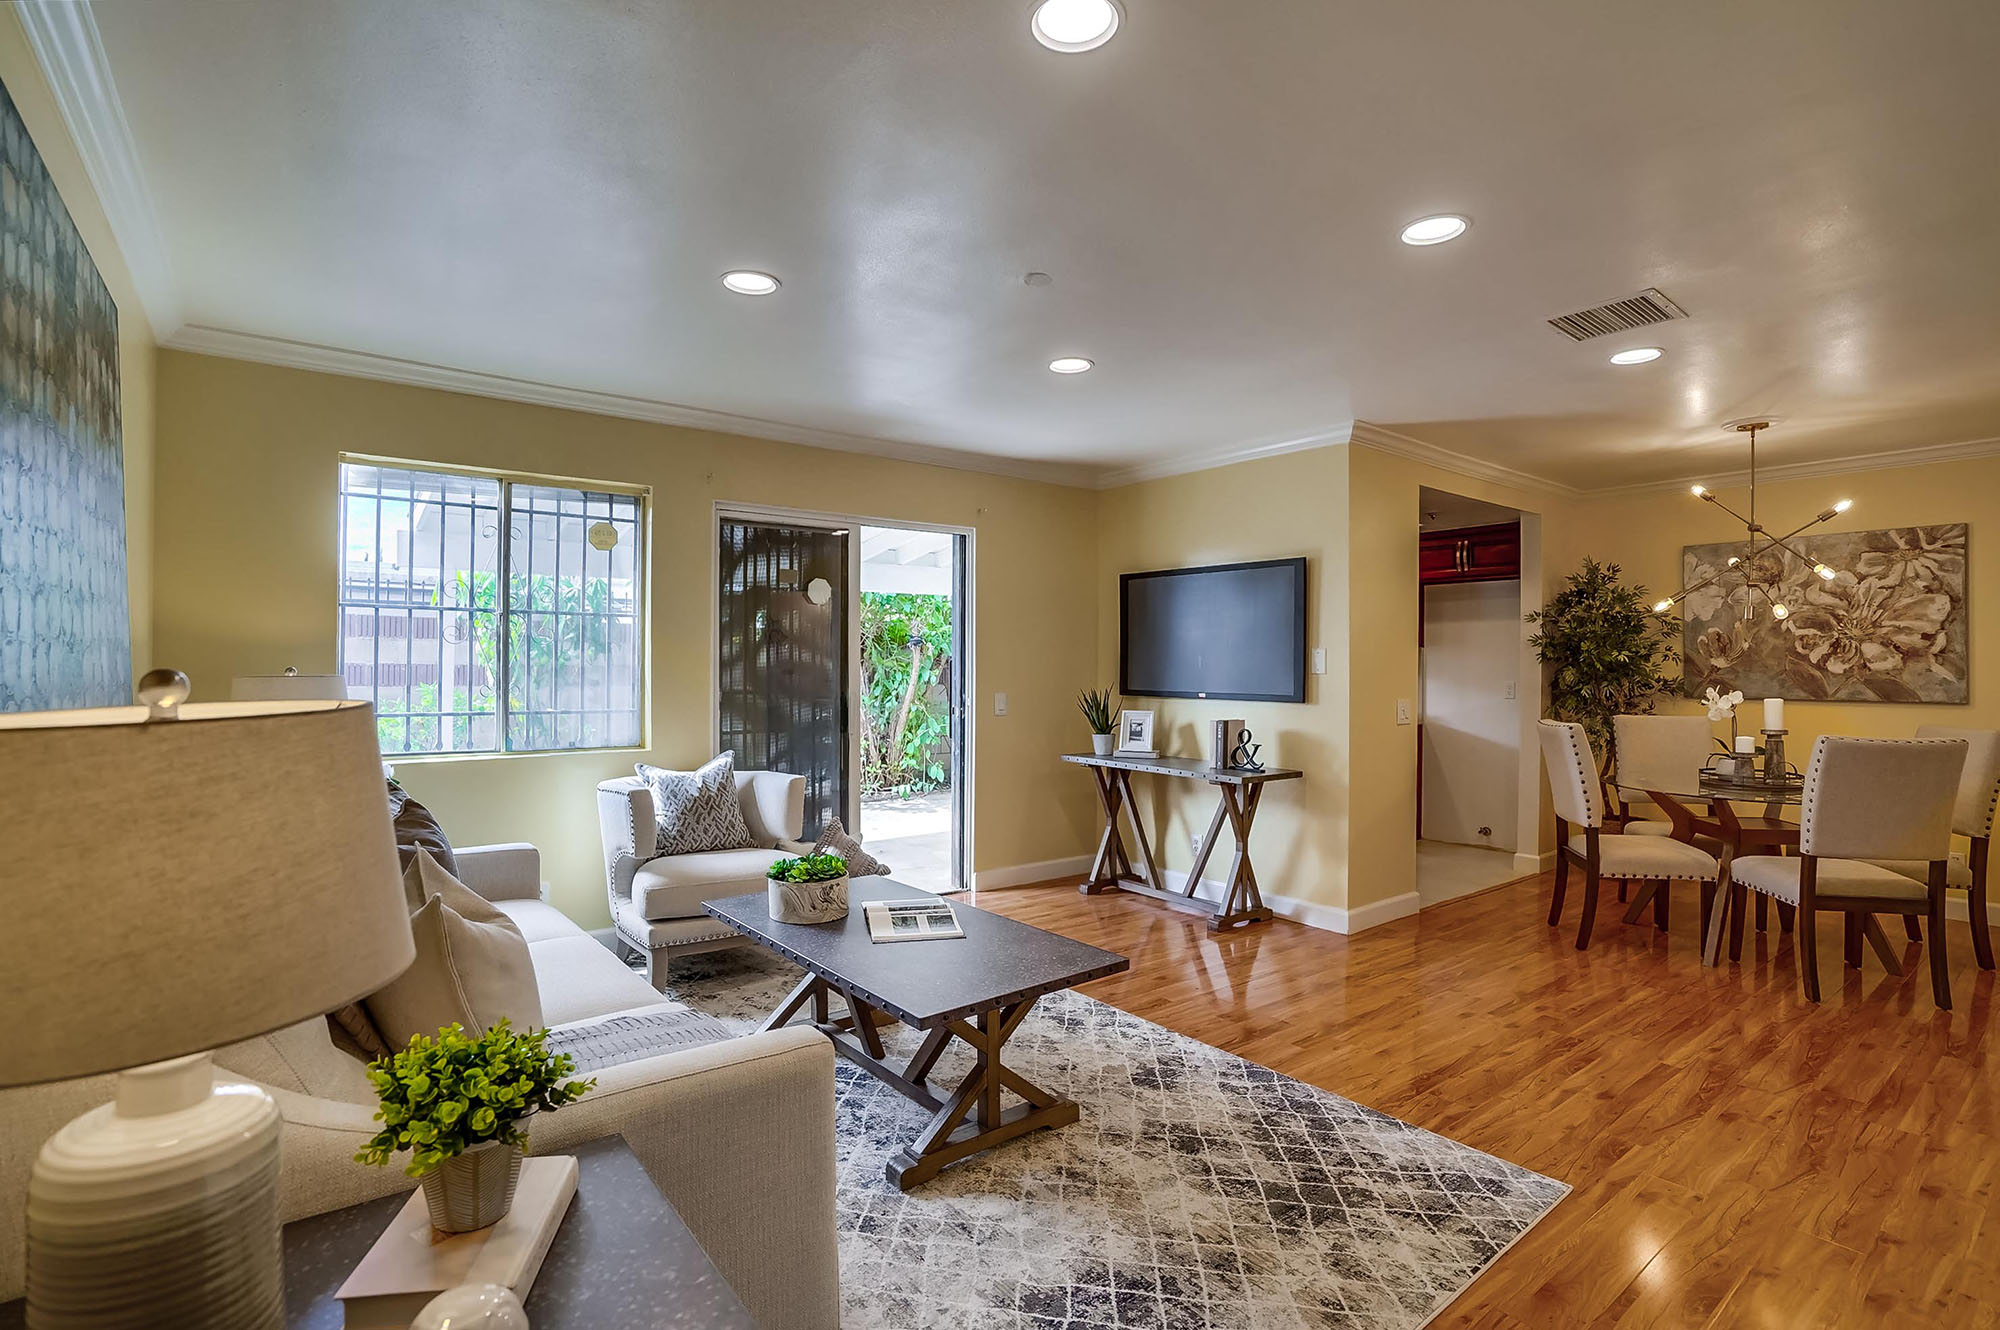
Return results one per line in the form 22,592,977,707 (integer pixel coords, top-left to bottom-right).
1119,557,1307,703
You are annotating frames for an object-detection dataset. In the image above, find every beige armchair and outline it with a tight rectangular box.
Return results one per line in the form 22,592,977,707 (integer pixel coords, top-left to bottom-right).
1539,720,1722,950
1726,735,1967,1008
598,767,814,988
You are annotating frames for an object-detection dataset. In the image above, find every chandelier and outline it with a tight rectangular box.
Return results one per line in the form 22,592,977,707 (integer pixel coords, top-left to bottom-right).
1652,419,1853,621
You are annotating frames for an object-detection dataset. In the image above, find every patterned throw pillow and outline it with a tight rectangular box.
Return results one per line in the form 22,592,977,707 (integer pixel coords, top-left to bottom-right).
813,816,891,877
638,753,756,858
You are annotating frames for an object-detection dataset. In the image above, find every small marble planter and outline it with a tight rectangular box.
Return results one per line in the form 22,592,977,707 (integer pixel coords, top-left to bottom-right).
421,1140,523,1234
1091,733,1115,757
769,874,849,924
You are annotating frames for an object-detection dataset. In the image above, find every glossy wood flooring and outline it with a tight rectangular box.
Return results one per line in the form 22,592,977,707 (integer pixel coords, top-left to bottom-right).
968,874,1999,1328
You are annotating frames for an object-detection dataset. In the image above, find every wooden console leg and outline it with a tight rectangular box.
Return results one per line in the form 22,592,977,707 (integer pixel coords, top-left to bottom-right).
1081,765,1126,895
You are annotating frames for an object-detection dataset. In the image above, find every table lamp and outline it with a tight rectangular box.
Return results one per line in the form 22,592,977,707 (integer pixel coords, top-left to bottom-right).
1,670,414,1329
230,667,350,702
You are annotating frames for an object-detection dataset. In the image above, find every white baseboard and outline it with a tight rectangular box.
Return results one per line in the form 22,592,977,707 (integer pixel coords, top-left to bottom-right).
1155,867,1419,936
971,855,1093,891
1517,850,1555,876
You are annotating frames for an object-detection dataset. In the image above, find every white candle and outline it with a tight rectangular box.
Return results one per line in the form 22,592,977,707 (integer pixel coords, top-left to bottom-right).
1735,735,1755,754
1763,697,1785,731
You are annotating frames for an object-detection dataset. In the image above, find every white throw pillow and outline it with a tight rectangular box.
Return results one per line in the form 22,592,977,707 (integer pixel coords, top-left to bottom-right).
638,753,756,857
363,849,543,1050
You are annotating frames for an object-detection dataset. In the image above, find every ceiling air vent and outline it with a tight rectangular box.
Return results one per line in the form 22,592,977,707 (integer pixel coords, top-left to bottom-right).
1546,287,1688,341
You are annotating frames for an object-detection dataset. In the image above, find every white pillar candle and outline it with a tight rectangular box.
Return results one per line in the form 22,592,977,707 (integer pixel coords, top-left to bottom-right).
1763,697,1785,731
1735,735,1755,754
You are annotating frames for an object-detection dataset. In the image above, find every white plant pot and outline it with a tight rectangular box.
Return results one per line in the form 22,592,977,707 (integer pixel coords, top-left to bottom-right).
770,874,850,924
1091,733,1116,757
421,1139,523,1234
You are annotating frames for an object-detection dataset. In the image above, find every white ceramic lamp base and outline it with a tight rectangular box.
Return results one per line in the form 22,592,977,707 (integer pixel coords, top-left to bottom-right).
27,1052,284,1330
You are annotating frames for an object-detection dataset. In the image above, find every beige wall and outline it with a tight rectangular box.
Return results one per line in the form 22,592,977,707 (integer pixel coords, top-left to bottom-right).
151,351,1103,927
1553,452,2000,754
1094,448,1354,916
0,12,156,674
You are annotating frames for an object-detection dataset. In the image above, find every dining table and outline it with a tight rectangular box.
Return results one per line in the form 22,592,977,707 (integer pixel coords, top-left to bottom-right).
1623,778,1814,968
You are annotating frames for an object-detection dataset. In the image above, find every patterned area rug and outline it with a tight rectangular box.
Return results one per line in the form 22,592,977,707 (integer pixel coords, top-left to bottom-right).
661,948,1568,1329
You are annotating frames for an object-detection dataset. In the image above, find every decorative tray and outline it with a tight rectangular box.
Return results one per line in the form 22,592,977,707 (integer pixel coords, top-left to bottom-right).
1698,764,1802,797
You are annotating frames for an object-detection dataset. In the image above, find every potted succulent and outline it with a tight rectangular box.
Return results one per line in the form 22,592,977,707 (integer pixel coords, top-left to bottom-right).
767,852,850,924
1078,688,1118,757
355,1020,594,1234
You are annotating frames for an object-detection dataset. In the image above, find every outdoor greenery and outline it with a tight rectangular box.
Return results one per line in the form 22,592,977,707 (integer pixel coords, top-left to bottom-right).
1077,687,1117,735
1525,557,1680,771
374,569,628,753
354,1020,594,1177
860,592,954,797
767,852,850,883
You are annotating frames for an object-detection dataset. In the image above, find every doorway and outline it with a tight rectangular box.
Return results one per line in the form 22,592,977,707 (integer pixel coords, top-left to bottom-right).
1416,487,1535,906
715,507,970,894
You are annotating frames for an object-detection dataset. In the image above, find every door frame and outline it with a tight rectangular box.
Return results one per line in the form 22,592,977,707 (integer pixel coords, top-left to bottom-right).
711,501,977,888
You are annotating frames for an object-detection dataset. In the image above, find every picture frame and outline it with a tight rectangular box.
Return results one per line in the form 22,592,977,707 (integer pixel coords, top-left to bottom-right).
1115,708,1157,757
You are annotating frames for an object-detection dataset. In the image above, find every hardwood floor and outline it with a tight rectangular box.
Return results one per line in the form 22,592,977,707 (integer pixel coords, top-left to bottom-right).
967,874,2000,1328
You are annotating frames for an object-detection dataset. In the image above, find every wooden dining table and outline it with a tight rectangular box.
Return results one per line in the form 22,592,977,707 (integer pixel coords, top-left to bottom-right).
1628,783,1807,968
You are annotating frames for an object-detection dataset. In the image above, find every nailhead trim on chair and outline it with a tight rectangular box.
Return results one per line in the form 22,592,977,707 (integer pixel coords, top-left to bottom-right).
1545,720,1602,829
1799,735,1965,857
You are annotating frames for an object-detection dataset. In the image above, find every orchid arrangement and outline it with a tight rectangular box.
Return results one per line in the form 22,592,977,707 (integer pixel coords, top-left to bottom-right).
1701,686,1744,722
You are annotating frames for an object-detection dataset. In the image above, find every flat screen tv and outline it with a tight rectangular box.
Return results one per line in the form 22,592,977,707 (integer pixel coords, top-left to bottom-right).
1120,557,1307,702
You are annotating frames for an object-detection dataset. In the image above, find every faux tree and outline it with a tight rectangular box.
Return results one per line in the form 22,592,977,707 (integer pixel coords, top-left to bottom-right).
1525,558,1680,774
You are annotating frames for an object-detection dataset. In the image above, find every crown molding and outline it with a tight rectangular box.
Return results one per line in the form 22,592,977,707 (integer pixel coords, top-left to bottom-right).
163,324,1103,488
1587,432,2000,498
1094,422,1356,489
15,0,182,335
1347,421,1578,497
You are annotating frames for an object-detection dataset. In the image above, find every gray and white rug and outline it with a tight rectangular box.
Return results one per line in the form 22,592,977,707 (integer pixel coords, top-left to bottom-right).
660,949,1567,1329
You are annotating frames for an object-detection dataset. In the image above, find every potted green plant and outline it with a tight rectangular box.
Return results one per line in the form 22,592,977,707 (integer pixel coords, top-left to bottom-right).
355,1021,594,1234
767,852,850,924
1525,557,1680,776
1078,688,1117,757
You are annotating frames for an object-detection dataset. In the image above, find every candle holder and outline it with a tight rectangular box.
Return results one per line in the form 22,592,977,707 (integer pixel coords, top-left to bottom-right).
1762,728,1787,783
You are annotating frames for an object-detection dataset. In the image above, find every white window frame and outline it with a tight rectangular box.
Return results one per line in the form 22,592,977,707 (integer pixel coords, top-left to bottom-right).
339,453,652,761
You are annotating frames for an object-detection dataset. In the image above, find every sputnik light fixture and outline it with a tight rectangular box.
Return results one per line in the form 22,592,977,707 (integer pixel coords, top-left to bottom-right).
1652,419,1853,621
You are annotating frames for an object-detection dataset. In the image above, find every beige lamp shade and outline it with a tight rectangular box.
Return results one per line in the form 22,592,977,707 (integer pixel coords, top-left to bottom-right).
231,671,349,702
0,697,414,1086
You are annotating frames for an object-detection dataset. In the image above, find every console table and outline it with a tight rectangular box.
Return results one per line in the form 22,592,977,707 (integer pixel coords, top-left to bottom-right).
1061,753,1302,931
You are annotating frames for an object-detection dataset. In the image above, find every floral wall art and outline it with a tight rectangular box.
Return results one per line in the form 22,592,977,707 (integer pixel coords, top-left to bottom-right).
1681,525,1967,703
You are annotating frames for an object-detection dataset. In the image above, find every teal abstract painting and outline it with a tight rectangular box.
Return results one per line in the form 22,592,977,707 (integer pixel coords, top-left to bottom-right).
0,75,128,712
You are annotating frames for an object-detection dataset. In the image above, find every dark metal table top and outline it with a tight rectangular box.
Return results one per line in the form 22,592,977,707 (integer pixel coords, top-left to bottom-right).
1060,752,1302,783
706,878,1129,1028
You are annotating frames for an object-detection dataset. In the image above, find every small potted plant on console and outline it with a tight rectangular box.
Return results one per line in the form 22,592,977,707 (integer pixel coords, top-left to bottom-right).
1078,688,1118,757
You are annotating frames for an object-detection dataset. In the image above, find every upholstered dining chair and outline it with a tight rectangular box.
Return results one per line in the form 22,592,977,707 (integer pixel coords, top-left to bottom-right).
1866,726,1999,970
1610,714,1713,837
1538,720,1722,950
1727,735,1968,1008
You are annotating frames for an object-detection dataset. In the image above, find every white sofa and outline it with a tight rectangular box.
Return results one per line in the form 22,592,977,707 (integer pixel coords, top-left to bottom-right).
0,843,839,1330
599,768,815,987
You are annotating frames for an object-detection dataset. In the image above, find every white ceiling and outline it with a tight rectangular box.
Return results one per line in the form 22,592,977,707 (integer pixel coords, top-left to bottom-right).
65,0,2000,489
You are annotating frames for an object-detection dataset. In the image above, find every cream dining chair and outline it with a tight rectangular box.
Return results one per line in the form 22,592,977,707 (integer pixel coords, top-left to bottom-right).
1866,726,1999,970
1724,735,1967,1008
1610,714,1714,837
1539,720,1721,950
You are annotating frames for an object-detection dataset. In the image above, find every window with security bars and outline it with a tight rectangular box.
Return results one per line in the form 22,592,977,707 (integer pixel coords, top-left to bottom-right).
338,460,645,756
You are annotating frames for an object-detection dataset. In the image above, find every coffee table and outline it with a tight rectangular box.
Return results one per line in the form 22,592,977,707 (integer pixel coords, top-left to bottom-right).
705,879,1129,1190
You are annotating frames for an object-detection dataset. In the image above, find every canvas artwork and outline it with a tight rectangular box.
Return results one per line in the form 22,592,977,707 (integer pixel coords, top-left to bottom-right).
0,77,128,713
1681,524,1968,703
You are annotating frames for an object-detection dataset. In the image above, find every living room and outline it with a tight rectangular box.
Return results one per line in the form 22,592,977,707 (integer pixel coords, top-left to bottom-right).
4,2,1999,1327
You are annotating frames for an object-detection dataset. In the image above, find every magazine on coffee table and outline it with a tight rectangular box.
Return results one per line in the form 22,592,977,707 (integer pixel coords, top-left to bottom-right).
864,898,965,943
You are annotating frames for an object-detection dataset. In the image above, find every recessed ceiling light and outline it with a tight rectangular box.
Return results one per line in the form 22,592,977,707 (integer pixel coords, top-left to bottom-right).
1399,214,1469,246
1609,347,1663,365
1032,0,1122,52
1048,356,1094,374
720,270,780,296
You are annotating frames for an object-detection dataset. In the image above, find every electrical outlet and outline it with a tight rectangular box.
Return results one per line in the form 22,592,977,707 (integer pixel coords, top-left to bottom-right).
1311,647,1327,675
1190,832,1203,855
1504,681,1517,700
1396,698,1413,725
993,691,1008,716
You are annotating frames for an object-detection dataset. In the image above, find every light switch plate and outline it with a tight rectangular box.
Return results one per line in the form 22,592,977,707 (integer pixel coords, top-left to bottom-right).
993,691,1008,716
1396,698,1413,725
1504,681,1517,700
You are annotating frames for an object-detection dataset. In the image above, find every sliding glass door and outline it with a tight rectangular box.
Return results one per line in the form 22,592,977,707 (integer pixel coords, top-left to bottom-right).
716,519,850,838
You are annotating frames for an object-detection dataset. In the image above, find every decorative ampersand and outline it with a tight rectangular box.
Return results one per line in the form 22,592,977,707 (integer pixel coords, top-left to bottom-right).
1228,728,1265,773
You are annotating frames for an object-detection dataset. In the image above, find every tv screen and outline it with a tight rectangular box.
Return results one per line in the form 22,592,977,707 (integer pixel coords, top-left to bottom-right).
1120,557,1307,702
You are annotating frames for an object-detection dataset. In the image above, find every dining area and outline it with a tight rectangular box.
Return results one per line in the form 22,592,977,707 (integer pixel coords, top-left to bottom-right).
1536,701,1999,1011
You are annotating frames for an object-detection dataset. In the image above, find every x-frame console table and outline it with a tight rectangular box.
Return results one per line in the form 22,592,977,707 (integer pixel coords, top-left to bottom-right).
1062,752,1303,931
705,880,1128,1190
